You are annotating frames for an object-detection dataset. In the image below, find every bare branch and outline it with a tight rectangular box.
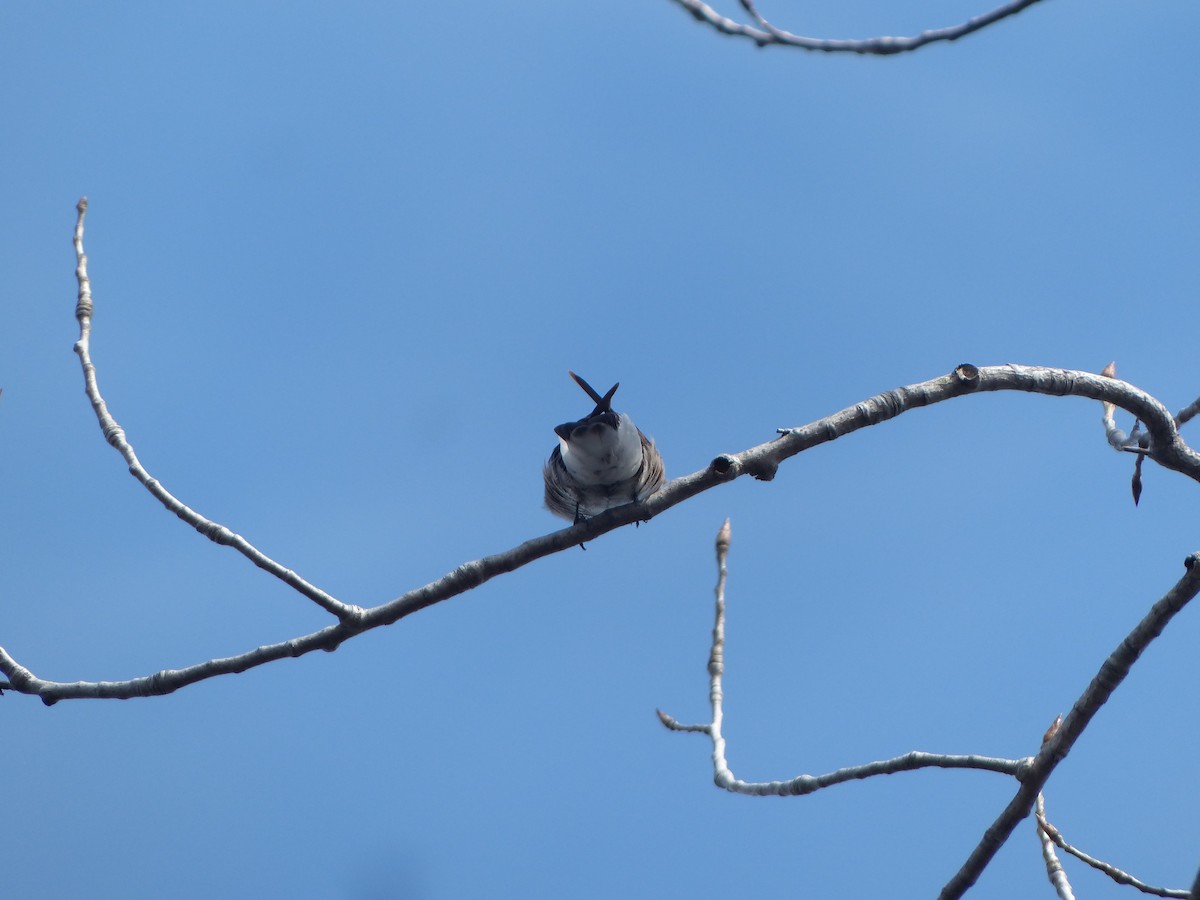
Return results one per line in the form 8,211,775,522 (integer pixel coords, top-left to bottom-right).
71,199,364,624
1036,794,1190,898
658,520,1200,897
5,347,1198,703
4,211,1198,705
5,350,1196,704
1176,394,1200,428
938,553,1200,899
658,519,1026,795
771,363,1200,489
1036,794,1076,900
669,0,1048,55
656,709,709,733
1100,362,1152,502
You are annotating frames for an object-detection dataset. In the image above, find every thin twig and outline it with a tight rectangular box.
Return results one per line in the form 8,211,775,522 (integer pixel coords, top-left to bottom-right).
1036,794,1076,900
669,0,1048,55
1175,394,1200,428
71,199,363,624
1100,362,1150,503
938,553,1200,899
709,517,730,785
1036,794,1190,898
657,520,1026,794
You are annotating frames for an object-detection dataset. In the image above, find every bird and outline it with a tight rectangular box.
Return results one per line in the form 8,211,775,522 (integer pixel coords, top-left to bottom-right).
543,371,665,523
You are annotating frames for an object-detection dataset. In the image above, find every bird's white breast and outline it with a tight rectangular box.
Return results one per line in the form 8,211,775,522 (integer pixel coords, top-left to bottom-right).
558,413,644,486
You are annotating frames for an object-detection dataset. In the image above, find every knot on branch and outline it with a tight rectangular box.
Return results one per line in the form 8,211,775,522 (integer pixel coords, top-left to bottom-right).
785,775,819,795
954,363,980,389
710,454,776,481
103,424,126,447
198,522,235,545
709,454,740,479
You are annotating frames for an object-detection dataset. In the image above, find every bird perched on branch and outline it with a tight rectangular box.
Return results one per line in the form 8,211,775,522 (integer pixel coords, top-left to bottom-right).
543,371,665,523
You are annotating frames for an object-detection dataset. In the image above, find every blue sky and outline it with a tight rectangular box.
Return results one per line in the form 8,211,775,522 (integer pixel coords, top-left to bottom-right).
2,2,1197,897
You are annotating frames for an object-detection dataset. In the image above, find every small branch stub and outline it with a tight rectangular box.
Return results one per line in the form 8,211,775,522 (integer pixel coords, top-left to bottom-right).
745,456,778,482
